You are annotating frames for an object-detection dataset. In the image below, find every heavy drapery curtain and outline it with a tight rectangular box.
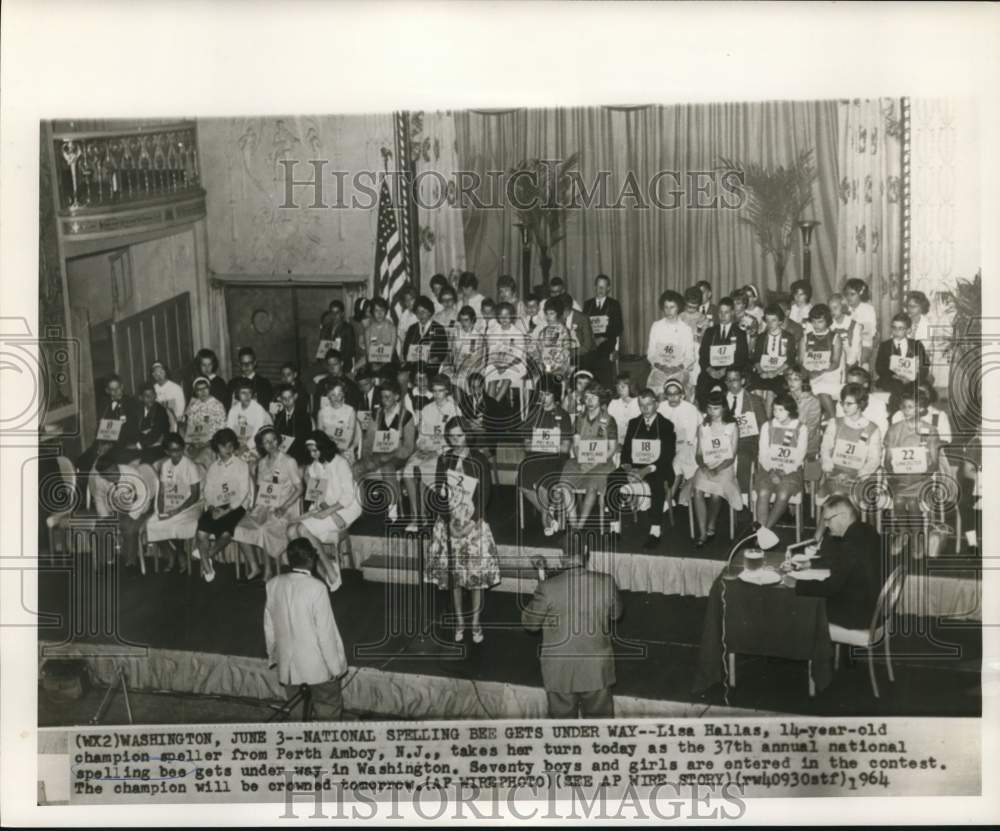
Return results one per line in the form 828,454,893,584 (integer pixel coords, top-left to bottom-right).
412,111,467,282
835,98,904,341
455,101,839,353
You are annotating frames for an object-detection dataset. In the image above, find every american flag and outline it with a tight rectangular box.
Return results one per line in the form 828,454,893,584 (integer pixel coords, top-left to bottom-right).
373,177,410,320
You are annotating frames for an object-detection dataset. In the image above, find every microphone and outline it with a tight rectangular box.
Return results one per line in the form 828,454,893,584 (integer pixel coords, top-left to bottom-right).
785,534,822,554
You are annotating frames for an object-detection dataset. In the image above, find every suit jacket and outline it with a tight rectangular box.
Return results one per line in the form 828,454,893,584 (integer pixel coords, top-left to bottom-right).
698,323,749,373
136,401,170,448
795,521,884,629
228,374,273,411
96,395,144,447
264,570,347,685
582,296,623,355
273,404,314,464
751,329,798,368
522,564,622,693
726,390,767,456
564,309,595,356
874,337,929,395
401,320,449,371
318,319,357,371
619,413,677,482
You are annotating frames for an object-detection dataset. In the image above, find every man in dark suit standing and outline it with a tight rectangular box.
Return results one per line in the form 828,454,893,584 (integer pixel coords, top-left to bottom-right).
582,274,624,387
874,313,930,413
795,495,884,632
696,296,749,407
522,535,622,718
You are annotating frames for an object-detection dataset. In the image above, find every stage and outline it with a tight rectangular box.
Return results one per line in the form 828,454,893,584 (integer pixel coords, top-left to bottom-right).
354,483,983,621
37,548,981,723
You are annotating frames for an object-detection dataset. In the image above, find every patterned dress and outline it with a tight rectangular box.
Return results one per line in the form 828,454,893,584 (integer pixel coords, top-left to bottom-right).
424,450,500,590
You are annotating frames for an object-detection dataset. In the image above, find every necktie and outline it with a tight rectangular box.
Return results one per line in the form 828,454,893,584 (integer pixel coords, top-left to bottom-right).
721,325,728,341
729,394,737,411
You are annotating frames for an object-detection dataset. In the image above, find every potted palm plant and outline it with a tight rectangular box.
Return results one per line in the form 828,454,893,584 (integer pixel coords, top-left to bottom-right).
718,148,818,297
947,269,981,435
508,154,580,283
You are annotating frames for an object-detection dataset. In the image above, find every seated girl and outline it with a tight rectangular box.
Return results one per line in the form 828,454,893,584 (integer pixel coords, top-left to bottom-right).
225,378,272,472
560,385,619,528
287,431,361,593
754,393,807,529
195,428,253,583
182,377,227,468
355,381,416,523
234,427,304,582
817,382,883,506
884,388,941,515
144,432,203,573
517,376,573,537
317,379,360,463
691,391,743,547
402,374,459,531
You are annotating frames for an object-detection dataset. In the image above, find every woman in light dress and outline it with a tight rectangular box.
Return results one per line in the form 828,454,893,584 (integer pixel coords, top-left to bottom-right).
150,361,186,432
144,432,203,573
287,431,361,593
691,391,743,547
182,377,227,468
234,427,303,582
317,380,360,465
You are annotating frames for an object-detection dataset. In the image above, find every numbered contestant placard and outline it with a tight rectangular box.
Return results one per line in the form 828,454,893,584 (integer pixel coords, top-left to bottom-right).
709,343,735,367
95,418,123,442
890,445,928,474
577,439,610,465
530,428,560,454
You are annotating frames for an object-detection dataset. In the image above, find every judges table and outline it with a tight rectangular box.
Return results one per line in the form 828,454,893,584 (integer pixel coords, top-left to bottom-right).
693,549,833,695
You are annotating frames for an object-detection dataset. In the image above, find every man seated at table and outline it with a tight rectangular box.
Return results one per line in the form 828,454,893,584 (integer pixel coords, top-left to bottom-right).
607,388,676,549
794,495,884,633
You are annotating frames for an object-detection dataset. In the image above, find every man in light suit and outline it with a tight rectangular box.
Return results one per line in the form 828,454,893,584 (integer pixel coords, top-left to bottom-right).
522,535,622,718
264,538,348,720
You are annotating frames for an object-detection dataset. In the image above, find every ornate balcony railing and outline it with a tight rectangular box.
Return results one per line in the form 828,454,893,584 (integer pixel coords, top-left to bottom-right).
52,121,202,214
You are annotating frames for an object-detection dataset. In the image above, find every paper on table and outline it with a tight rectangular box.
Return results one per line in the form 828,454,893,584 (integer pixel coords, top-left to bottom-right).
788,568,831,581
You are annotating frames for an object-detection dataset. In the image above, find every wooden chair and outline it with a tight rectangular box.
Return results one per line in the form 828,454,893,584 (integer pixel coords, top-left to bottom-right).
830,565,906,698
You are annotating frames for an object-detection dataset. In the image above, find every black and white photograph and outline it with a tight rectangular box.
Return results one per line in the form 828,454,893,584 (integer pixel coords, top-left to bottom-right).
3,0,998,824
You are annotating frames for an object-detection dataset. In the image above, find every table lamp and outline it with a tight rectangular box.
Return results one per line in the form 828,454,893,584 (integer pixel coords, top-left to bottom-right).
724,524,780,571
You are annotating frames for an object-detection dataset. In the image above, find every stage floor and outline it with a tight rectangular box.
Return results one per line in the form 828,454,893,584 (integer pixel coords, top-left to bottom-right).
351,483,764,558
37,558,981,721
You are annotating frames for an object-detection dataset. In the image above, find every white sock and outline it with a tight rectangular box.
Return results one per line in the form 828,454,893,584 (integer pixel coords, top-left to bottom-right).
650,525,661,538
610,521,621,533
